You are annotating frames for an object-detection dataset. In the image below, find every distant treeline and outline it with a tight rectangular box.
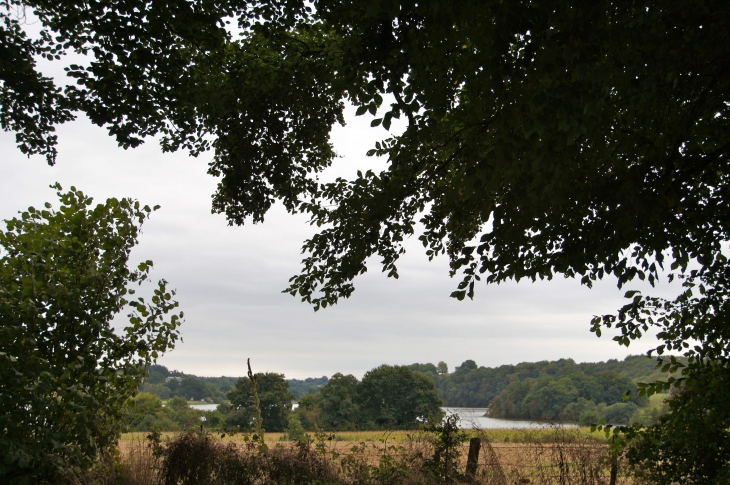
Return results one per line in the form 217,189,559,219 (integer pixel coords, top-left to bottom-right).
140,366,328,402
422,355,669,408
409,355,671,425
137,355,671,430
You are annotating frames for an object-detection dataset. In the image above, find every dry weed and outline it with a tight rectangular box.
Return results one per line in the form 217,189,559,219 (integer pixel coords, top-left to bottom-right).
69,427,641,484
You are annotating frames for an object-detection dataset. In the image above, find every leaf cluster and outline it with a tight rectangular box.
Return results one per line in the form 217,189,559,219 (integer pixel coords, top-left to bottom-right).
7,2,729,306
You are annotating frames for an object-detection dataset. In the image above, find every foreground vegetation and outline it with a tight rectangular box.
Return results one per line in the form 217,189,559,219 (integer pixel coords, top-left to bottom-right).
74,425,638,485
0,187,183,483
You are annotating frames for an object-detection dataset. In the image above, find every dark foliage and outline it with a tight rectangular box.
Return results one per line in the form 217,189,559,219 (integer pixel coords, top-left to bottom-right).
160,433,221,485
624,364,730,484
356,365,443,429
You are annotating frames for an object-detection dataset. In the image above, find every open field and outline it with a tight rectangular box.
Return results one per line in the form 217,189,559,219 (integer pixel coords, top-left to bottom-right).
120,426,608,447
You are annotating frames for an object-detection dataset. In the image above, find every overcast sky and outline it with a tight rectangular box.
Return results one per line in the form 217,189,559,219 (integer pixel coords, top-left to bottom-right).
3,12,691,380
1,103,685,379
1,9,691,381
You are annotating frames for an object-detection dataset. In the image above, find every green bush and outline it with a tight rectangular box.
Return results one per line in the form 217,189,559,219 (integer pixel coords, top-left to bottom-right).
284,413,307,442
167,396,189,411
0,186,182,483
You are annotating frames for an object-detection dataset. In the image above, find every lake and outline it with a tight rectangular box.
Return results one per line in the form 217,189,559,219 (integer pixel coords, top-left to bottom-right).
440,407,576,429
188,404,575,429
189,403,218,411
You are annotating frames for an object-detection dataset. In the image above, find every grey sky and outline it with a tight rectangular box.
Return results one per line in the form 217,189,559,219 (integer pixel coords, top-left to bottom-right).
1,102,680,379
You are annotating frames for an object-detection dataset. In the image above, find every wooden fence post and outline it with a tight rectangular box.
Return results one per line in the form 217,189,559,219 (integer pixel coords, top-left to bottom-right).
609,436,618,485
465,437,481,483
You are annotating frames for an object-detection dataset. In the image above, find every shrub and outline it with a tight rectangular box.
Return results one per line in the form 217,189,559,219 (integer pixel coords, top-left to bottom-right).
0,186,182,483
159,433,220,485
167,396,189,411
284,413,307,442
579,408,602,427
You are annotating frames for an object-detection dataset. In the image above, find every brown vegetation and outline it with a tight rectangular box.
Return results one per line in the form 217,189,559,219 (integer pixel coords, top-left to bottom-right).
67,427,641,485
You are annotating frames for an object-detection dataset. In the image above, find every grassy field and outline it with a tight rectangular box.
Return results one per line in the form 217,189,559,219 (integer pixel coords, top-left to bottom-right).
120,426,607,446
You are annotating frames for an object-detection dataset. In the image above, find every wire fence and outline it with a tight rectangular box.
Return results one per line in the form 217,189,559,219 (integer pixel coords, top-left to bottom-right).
111,429,639,485
474,441,631,485
261,430,636,485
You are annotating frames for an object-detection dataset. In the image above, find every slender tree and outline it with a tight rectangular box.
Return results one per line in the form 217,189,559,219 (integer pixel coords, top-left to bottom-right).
227,371,294,433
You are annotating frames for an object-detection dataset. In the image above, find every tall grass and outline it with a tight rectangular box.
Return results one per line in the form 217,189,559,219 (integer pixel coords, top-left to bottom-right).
67,436,161,485
74,425,638,484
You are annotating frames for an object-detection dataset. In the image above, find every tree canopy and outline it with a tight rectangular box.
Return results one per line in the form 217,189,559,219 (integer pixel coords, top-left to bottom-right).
6,2,728,303
356,365,443,429
290,366,442,431
319,372,359,430
0,186,182,482
4,1,730,481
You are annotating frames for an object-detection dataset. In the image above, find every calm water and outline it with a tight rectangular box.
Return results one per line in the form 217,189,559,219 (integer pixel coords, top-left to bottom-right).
189,404,575,429
189,403,218,411
441,407,576,429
